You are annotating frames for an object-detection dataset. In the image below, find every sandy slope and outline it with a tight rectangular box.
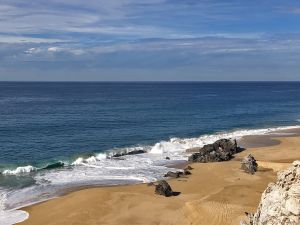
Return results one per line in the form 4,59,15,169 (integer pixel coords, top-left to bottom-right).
19,136,300,225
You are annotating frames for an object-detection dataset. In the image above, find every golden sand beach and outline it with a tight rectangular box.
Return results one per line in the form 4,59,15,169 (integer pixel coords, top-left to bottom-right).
19,134,300,225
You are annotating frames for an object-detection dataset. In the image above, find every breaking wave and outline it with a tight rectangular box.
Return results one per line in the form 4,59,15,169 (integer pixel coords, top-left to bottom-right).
2,124,300,176
1,124,300,224
2,166,37,176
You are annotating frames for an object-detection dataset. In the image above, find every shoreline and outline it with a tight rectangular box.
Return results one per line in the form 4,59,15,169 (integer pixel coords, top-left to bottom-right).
17,127,300,225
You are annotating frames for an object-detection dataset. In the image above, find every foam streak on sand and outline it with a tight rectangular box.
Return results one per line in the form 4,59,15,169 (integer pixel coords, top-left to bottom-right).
1,125,300,224
0,192,28,225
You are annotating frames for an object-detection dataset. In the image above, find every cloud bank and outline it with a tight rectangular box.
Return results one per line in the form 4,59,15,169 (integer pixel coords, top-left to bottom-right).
0,0,300,80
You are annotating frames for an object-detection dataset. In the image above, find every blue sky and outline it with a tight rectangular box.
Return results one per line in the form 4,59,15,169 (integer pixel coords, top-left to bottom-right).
0,0,300,81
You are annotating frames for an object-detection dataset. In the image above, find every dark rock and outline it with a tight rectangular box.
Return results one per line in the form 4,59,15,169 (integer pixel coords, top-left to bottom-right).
155,180,173,197
111,157,125,160
112,149,146,157
164,171,181,178
127,150,146,155
188,139,243,163
185,165,193,170
241,154,258,174
165,157,170,160
184,169,191,175
147,182,155,186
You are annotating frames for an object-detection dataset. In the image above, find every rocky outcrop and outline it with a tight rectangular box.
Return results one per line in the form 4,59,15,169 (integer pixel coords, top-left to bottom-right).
241,161,300,225
155,180,174,197
188,139,242,163
241,154,258,174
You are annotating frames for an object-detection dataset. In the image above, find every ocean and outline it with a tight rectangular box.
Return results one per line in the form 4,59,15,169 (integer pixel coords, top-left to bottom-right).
1,81,300,224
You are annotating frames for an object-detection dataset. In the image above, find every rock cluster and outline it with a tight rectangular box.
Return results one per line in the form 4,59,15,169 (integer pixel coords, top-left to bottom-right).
241,161,300,225
164,166,193,178
188,139,242,163
241,154,258,174
155,180,174,197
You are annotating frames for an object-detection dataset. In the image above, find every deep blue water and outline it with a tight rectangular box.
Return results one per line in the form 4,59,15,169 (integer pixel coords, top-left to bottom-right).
1,81,300,168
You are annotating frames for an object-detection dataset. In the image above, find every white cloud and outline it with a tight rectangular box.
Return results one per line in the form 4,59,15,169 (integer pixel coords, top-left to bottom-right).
0,0,257,42
48,47,61,52
25,47,41,54
0,35,64,43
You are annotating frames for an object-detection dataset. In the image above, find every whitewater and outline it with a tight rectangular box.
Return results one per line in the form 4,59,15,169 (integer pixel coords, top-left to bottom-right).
1,124,300,225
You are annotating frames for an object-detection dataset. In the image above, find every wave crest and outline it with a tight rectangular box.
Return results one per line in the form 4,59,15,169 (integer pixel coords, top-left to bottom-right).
72,153,107,165
2,166,37,175
2,125,300,175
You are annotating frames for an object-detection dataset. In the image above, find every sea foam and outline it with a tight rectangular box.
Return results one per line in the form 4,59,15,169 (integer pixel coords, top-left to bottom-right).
1,124,300,225
0,191,28,225
0,210,29,225
2,166,37,175
2,125,300,176
149,125,300,155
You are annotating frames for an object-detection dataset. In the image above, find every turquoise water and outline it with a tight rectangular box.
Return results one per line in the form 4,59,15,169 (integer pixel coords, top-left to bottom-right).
0,81,300,220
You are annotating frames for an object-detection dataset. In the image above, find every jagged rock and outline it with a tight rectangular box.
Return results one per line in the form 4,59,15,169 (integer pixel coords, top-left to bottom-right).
241,161,300,225
188,139,242,163
155,180,173,197
241,154,258,174
164,171,181,178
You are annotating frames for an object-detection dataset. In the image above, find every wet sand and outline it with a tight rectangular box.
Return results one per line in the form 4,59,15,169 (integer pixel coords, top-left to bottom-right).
19,132,300,225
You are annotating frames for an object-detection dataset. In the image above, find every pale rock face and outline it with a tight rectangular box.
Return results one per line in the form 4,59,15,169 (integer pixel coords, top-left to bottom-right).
241,161,300,225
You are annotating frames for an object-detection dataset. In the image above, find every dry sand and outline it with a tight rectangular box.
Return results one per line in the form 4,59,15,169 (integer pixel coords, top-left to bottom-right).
19,135,300,225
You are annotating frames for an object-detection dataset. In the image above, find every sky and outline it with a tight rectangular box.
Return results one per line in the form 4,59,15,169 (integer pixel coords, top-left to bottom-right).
0,0,300,81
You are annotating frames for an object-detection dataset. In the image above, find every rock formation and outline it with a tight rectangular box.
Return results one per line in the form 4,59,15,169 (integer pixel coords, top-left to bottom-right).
188,139,242,163
241,154,258,174
155,180,174,197
241,161,300,225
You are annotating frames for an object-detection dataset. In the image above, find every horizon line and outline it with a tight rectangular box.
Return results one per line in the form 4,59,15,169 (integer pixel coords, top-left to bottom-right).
1,80,300,83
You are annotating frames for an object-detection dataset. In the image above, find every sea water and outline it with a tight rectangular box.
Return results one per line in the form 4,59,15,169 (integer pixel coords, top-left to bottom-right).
1,81,300,224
